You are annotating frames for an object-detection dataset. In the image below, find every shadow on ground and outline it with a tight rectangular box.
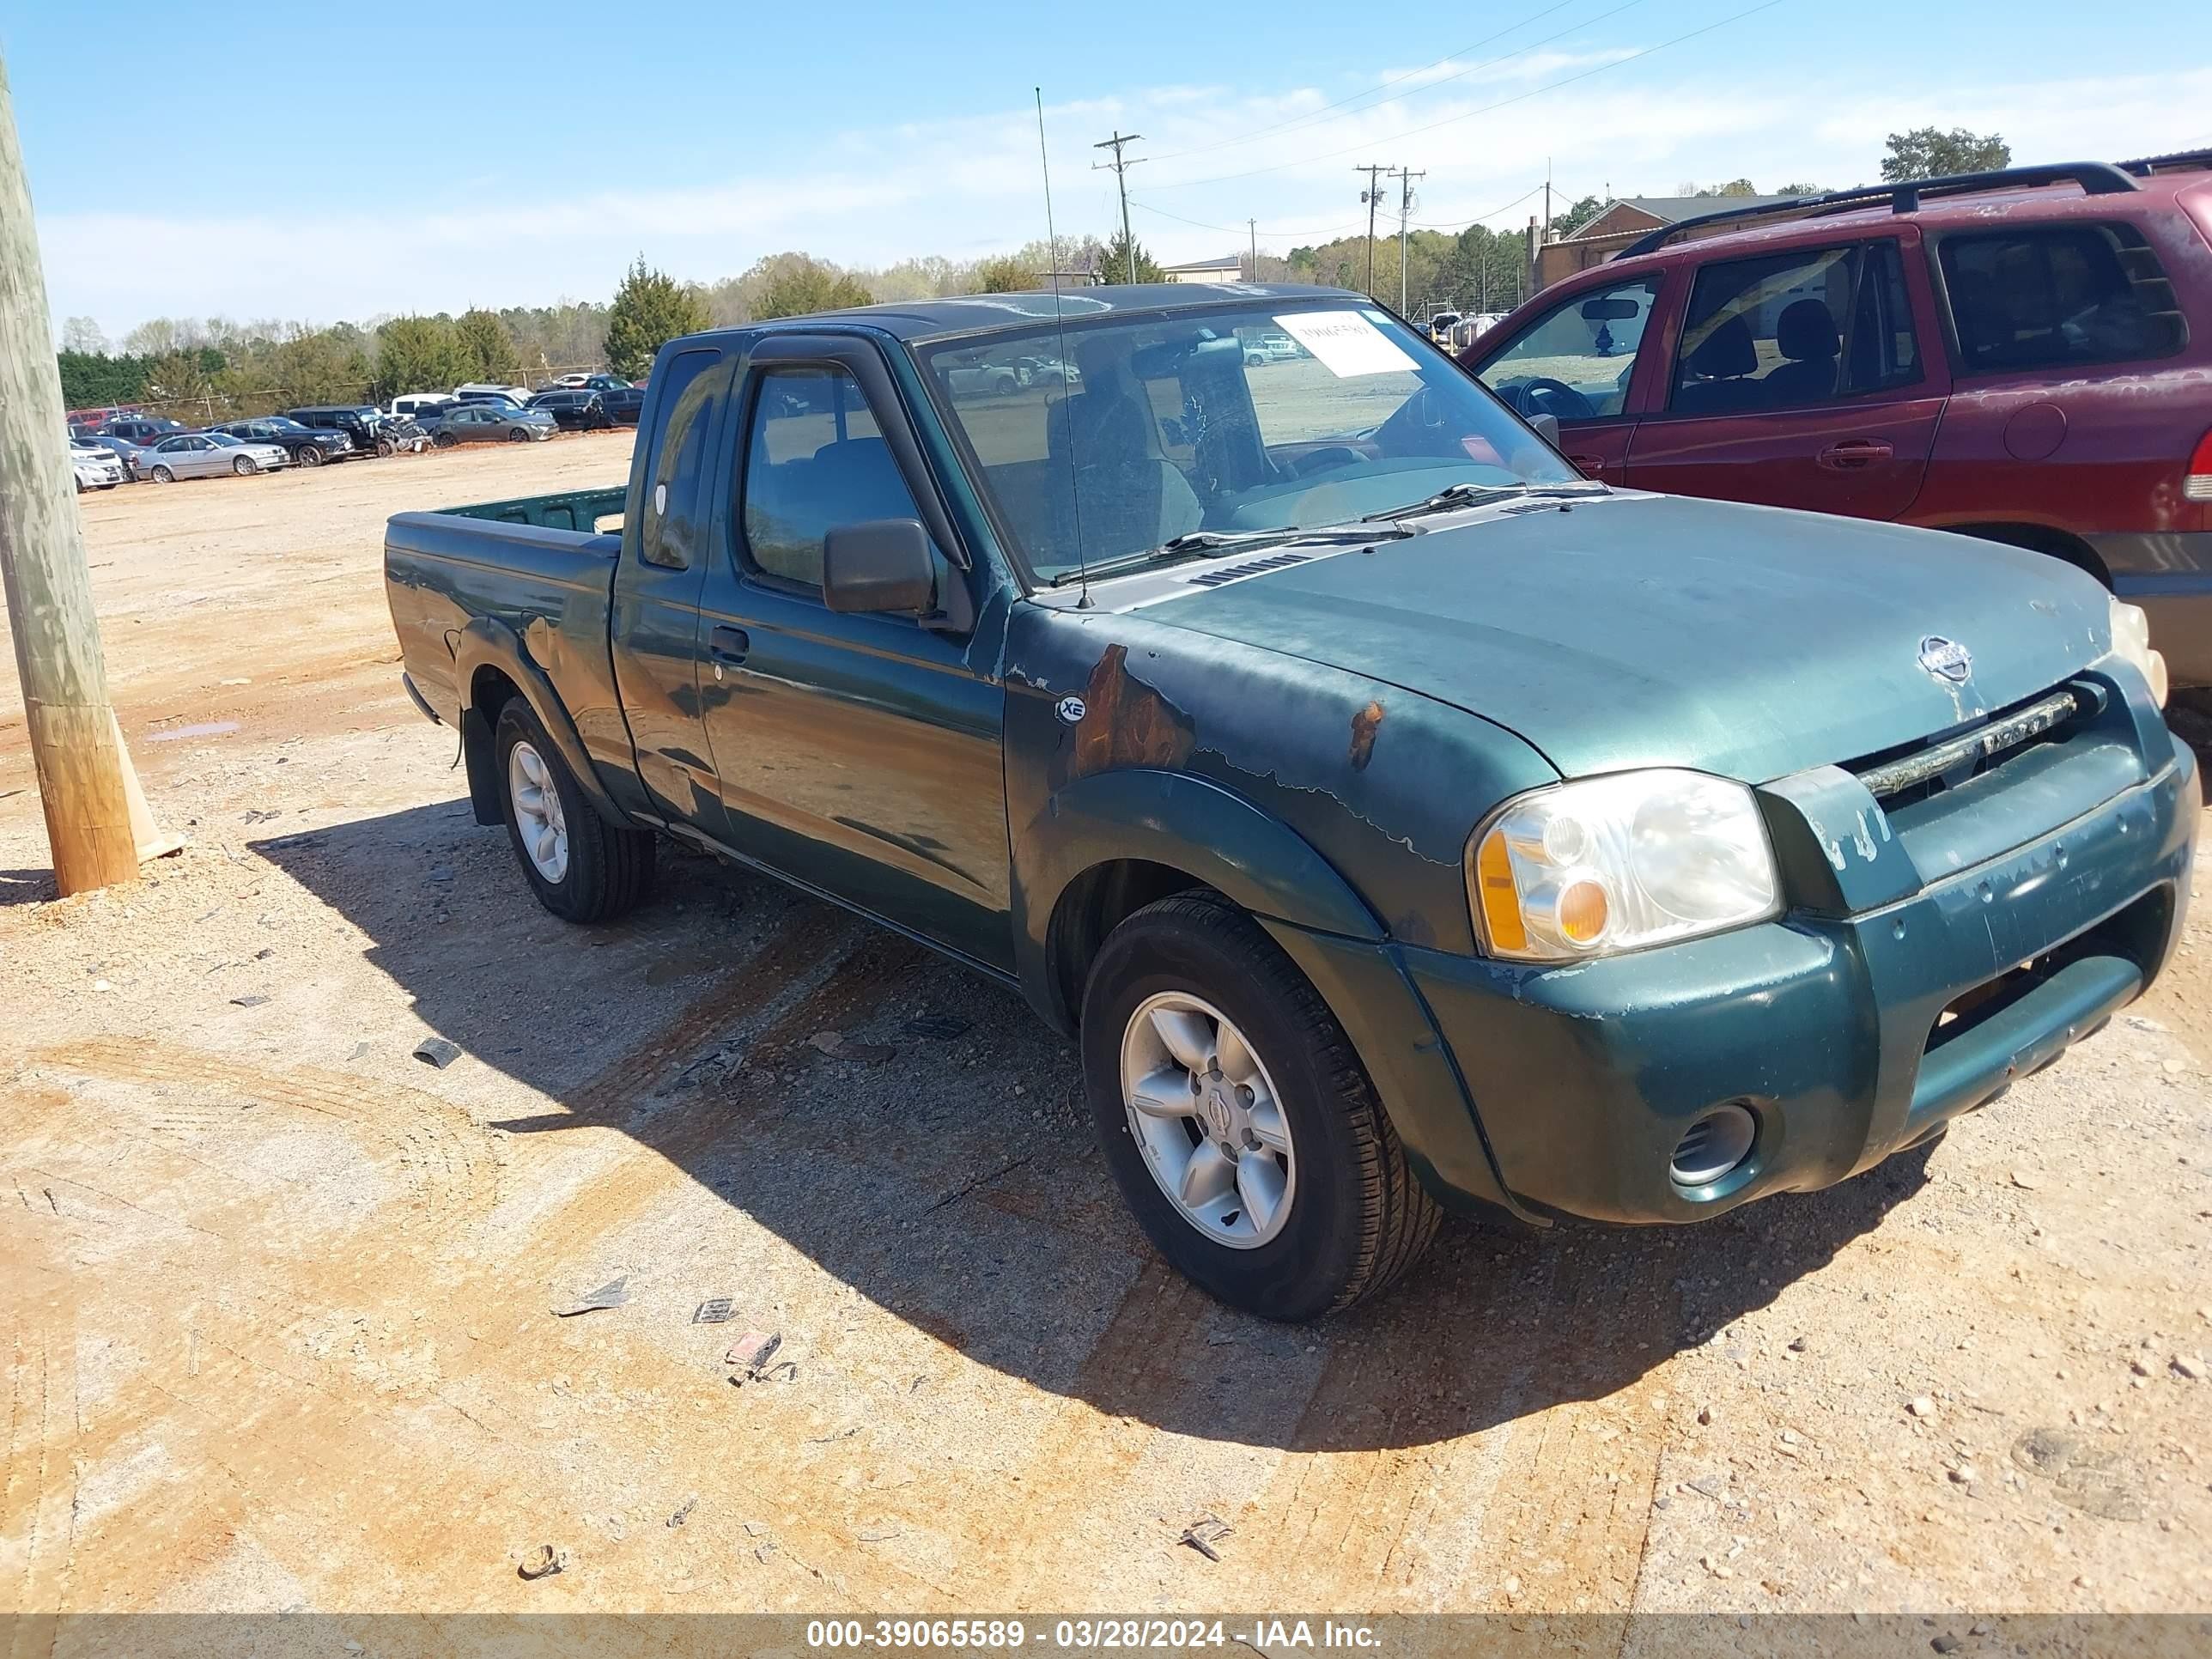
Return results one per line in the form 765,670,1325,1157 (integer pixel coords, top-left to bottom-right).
258,799,1936,1454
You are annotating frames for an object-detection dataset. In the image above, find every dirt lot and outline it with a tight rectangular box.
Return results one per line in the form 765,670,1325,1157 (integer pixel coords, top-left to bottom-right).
3,438,2210,1626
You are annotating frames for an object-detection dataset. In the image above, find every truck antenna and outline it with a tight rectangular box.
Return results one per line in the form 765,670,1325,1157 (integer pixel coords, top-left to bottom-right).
1036,86,1091,608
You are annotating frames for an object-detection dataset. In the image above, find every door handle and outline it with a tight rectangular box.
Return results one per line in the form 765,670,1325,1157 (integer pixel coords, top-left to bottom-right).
1566,453,1607,474
1818,438,1894,471
708,625,750,665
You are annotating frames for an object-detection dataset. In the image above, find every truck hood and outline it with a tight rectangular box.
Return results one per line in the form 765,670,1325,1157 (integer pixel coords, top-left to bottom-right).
1151,493,2116,783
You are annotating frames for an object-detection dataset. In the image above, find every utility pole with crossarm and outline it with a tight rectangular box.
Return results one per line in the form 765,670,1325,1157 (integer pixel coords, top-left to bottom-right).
1094,131,1145,284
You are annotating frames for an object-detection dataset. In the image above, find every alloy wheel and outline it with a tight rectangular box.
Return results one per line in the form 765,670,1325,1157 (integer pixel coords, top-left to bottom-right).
1119,992,1297,1249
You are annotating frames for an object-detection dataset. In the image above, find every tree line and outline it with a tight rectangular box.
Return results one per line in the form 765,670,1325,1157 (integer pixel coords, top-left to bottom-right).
58,125,2009,416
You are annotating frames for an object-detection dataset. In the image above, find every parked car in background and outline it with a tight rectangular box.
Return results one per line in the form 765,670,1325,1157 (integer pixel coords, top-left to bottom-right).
141,430,289,482
383,416,433,454
211,416,352,467
454,389,528,412
535,374,592,392
455,382,532,405
284,405,387,457
70,440,125,491
599,386,646,427
389,392,456,423
527,389,611,430
1426,311,1461,344
1462,150,2212,684
97,415,187,447
1239,333,1299,366
76,431,150,480
429,403,556,445
579,374,630,392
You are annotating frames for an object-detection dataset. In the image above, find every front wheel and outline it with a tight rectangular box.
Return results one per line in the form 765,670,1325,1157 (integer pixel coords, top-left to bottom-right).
375,436,396,458
1081,893,1440,1320
493,700,653,923
509,427,532,443
150,465,174,483
296,444,324,466
233,455,257,476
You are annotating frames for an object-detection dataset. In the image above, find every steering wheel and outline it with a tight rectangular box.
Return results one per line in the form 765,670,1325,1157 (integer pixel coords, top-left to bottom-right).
1510,377,1596,421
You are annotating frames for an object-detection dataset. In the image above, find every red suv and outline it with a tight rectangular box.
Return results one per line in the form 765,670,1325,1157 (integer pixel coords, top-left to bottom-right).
1462,153,2212,684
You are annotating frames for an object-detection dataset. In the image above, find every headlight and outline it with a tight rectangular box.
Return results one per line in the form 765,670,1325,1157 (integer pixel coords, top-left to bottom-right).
2107,595,2167,708
1469,769,1781,962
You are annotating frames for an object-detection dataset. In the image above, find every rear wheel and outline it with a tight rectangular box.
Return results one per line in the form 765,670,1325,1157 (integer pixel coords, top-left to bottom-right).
233,455,256,476
492,700,653,923
1081,893,1440,1320
433,431,457,449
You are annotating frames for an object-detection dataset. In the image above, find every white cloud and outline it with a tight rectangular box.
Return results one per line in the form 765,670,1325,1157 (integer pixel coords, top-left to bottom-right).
38,61,2212,335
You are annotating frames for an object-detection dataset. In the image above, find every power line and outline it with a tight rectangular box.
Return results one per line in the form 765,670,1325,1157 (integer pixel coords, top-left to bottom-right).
1146,0,1797,192
1127,198,1374,240
1141,0,1595,165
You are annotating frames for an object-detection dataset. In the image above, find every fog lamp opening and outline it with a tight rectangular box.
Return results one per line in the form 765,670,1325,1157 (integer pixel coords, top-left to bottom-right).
1670,1104,1757,1189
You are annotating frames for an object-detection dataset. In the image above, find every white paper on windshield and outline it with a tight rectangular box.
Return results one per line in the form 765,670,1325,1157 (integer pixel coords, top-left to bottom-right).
1272,310,1417,377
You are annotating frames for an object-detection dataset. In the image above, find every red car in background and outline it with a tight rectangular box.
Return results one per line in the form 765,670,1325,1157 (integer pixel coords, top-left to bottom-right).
1462,152,2212,683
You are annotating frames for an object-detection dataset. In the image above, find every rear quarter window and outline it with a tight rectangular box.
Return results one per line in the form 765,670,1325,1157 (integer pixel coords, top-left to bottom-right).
1939,222,2187,374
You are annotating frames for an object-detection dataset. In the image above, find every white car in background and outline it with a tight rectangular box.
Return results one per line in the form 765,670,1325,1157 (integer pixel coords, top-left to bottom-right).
69,439,125,491
388,392,457,422
141,430,290,483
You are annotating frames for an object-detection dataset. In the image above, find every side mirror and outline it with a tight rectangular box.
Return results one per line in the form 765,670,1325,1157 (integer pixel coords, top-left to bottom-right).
1528,412,1561,445
823,519,935,615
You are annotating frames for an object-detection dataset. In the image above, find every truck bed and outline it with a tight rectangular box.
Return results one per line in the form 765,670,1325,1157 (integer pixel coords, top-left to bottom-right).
384,501,629,775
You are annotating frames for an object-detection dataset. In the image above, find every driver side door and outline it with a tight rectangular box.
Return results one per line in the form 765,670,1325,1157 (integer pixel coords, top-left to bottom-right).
1468,273,1669,483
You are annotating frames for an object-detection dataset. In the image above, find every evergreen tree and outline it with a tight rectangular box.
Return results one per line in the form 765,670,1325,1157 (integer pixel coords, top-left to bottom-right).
605,257,712,378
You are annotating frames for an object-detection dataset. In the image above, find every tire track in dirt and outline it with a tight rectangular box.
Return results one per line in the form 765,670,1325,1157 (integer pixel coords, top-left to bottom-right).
1455,1245,1679,1616
28,1036,496,1229
1227,1255,1532,1611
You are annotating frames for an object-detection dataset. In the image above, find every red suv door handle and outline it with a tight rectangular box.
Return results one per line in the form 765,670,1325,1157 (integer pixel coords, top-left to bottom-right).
1818,438,1894,470
1566,453,1607,474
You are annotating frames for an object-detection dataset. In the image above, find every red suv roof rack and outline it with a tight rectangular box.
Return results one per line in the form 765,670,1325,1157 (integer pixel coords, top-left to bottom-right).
2118,149,2212,177
1615,161,2141,260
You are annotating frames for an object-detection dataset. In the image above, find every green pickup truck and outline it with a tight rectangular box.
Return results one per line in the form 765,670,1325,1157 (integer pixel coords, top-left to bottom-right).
385,285,2196,1321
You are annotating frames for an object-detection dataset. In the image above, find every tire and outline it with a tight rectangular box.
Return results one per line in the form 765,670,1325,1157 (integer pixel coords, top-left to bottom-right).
233,455,256,476
375,437,396,458
296,444,323,466
1247,353,1265,367
508,427,531,444
493,699,653,924
1081,892,1440,1320
150,465,174,483
994,374,1017,396
433,431,457,449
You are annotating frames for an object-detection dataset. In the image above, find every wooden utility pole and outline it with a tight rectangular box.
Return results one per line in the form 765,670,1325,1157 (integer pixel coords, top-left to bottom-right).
1355,164,1386,299
0,53,139,894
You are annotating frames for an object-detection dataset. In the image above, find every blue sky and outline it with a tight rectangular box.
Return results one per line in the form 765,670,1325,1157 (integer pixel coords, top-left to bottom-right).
6,0,2208,337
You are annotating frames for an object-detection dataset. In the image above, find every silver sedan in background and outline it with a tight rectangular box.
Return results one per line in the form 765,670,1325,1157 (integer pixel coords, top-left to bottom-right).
141,431,290,482
428,404,557,446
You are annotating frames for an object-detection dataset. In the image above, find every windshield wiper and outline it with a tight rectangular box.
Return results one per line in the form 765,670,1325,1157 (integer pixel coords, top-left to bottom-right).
1047,522,1411,586
1363,479,1611,523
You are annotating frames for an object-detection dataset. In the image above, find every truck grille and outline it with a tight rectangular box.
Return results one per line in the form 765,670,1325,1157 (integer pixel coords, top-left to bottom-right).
1852,686,2085,805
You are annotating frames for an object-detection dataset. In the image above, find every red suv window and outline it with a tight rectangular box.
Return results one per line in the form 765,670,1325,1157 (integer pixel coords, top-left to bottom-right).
1670,241,1921,415
1938,222,2187,373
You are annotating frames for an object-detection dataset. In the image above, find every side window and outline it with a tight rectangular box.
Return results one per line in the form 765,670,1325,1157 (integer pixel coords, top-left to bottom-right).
1941,222,2187,374
636,348,724,571
1478,276,1658,420
739,365,923,592
1671,244,1872,414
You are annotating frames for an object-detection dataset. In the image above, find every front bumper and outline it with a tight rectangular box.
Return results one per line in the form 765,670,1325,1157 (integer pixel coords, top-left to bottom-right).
1282,717,2197,1228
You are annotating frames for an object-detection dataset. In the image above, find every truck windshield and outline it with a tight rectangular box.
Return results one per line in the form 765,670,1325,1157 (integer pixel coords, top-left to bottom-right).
920,301,1574,585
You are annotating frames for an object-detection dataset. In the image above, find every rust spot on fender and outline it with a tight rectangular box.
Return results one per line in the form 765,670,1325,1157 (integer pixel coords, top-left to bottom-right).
1070,644,1195,777
1349,700,1385,771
